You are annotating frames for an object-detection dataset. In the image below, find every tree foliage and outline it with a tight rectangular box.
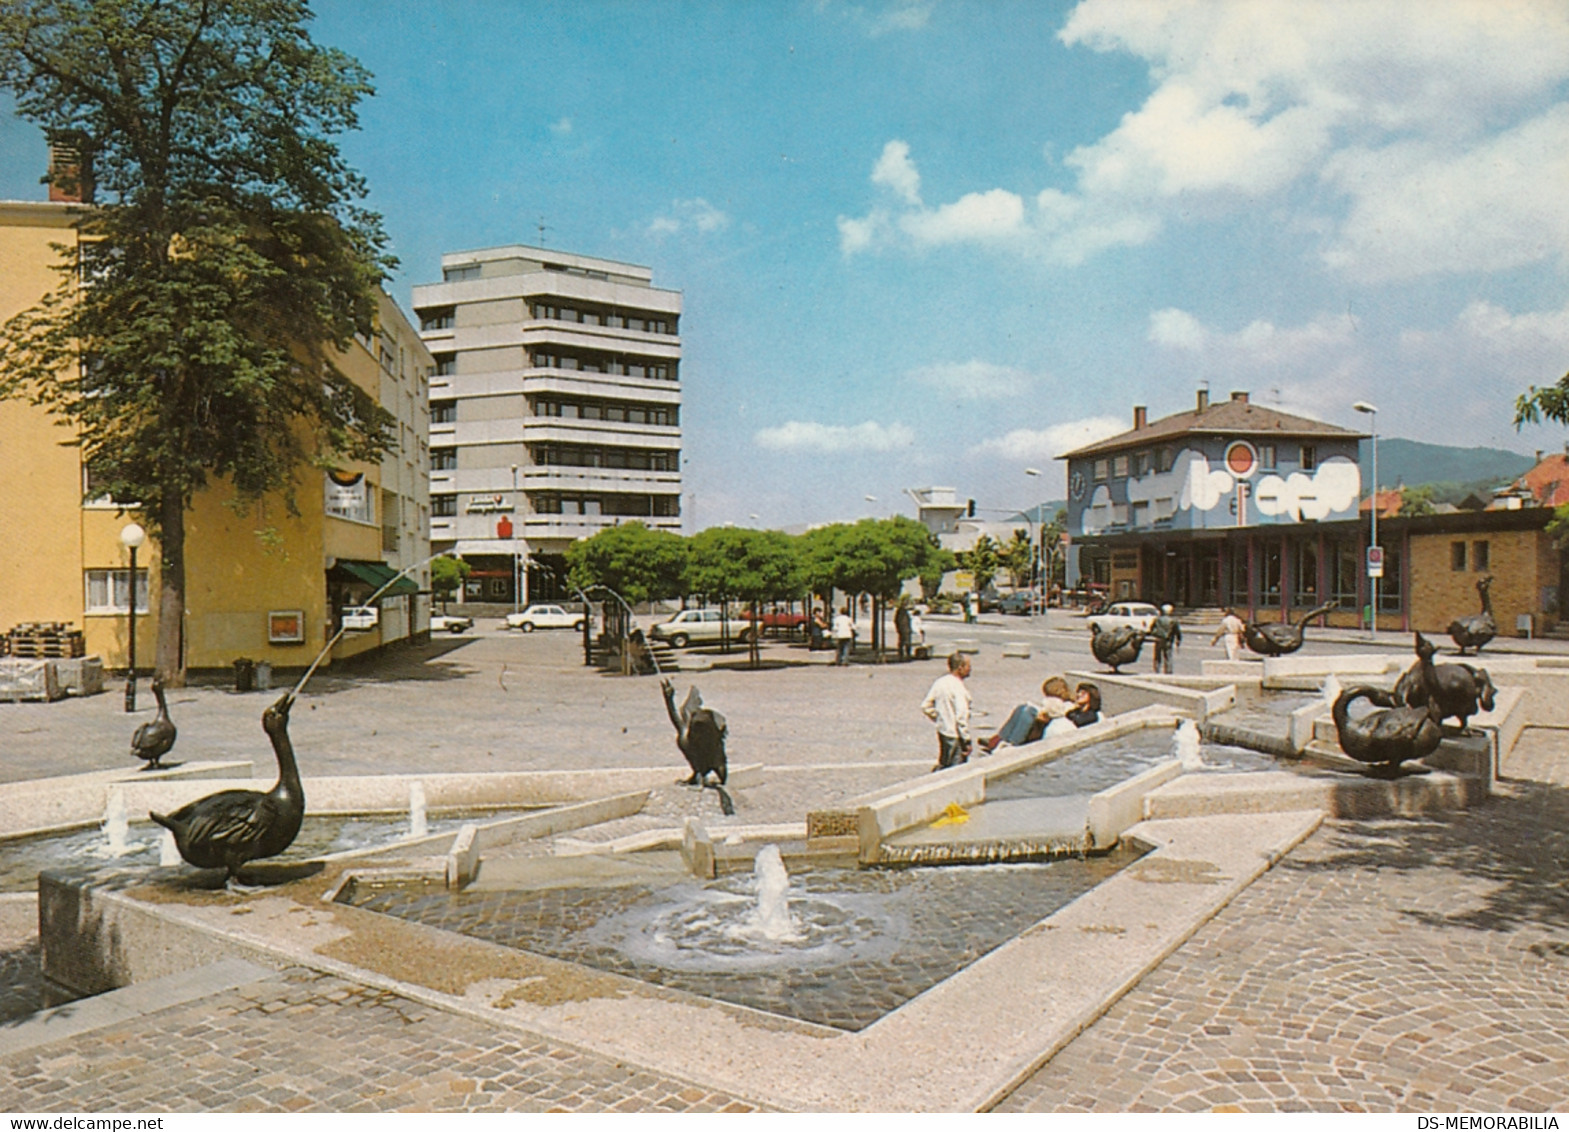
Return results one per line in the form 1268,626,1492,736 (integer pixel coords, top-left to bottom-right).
1515,368,1569,430
999,528,1033,588
1398,485,1438,518
564,521,688,607
685,527,800,604
957,533,1002,592
429,555,470,607
0,0,392,681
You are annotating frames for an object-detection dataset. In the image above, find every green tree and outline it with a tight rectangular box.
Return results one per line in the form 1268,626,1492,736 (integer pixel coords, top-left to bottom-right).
1399,485,1438,517
0,0,393,683
957,533,1002,593
565,521,687,607
794,517,943,655
1516,367,1569,430
999,528,1033,588
429,555,471,610
685,527,800,665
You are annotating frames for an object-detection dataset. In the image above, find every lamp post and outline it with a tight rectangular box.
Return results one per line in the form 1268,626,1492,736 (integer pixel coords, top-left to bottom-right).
1353,401,1380,641
119,522,145,712
1025,468,1047,618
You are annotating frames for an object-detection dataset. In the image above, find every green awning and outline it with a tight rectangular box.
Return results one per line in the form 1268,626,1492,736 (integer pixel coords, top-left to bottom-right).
329,559,419,597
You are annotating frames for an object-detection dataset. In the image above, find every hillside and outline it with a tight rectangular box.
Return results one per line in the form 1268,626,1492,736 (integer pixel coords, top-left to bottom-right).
1361,438,1535,493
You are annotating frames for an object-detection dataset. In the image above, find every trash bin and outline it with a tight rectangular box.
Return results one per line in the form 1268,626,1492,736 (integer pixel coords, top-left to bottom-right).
255,661,272,691
233,657,255,692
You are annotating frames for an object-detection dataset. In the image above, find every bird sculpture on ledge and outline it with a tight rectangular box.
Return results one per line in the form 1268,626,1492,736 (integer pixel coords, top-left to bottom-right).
130,676,177,770
1090,622,1146,673
151,691,303,884
1393,631,1496,733
1244,600,1338,657
1447,575,1496,656
1331,684,1444,776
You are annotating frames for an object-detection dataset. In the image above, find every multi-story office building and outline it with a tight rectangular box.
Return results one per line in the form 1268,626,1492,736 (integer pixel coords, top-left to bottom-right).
0,163,433,675
411,245,682,602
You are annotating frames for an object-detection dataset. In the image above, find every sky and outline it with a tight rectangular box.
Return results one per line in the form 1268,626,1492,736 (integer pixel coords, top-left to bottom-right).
3,0,1569,531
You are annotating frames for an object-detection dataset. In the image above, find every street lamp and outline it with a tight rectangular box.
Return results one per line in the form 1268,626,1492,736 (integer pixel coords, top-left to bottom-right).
509,464,523,614
1025,468,1048,617
119,522,145,712
1353,401,1379,640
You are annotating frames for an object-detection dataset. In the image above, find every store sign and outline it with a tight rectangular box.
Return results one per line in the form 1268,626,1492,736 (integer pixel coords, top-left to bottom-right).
324,471,372,524
268,610,305,644
1367,545,1385,579
465,494,515,514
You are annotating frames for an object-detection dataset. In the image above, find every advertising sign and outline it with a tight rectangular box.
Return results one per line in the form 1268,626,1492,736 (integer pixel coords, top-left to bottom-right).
324,471,373,524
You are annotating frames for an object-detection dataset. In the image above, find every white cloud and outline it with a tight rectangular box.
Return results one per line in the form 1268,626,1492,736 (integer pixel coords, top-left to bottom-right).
648,198,731,239
837,1,1569,277
1149,308,1356,364
1148,308,1209,350
755,420,916,453
910,360,1036,400
549,117,573,135
821,0,936,37
975,415,1125,461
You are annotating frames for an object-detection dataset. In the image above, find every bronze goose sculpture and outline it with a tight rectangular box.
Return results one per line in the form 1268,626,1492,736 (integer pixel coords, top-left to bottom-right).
1393,631,1496,732
1332,685,1444,775
1090,622,1146,673
1244,600,1338,657
151,691,303,882
1448,575,1496,656
130,677,177,769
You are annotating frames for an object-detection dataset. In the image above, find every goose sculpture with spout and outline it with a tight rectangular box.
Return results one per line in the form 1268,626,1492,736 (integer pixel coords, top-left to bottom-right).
1244,600,1338,658
150,691,303,882
1332,684,1444,775
1393,631,1497,733
130,676,177,769
1448,575,1496,656
1090,622,1146,673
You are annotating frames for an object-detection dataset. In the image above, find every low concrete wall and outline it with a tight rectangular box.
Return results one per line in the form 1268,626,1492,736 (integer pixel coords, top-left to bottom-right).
1262,654,1403,690
1086,759,1182,849
1143,767,1488,822
0,761,253,842
1066,672,1233,722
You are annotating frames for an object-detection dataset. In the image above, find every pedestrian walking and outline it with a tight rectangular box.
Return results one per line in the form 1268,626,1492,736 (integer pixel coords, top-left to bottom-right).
1212,607,1246,662
1150,604,1182,674
894,598,913,662
831,605,855,666
921,652,973,770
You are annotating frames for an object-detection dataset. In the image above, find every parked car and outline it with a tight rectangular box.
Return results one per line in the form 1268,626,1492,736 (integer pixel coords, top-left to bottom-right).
340,606,379,631
429,612,473,634
649,608,734,648
996,592,1041,616
1085,601,1160,635
736,609,808,635
505,604,585,632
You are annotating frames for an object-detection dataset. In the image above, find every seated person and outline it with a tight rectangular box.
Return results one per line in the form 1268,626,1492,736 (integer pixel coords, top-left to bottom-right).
1066,682,1101,727
980,676,1076,752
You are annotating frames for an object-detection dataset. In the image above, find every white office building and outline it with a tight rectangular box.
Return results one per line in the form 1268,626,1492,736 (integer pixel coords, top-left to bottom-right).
412,245,682,603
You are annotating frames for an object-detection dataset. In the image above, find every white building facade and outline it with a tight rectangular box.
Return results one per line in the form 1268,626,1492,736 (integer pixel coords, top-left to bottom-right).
412,245,682,603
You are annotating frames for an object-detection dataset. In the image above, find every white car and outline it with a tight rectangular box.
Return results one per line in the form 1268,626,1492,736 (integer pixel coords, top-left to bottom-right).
429,613,473,634
341,606,379,631
648,608,734,648
1086,601,1161,635
505,604,586,632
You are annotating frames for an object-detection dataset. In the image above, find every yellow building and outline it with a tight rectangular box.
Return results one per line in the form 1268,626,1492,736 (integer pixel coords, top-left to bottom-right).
0,197,433,677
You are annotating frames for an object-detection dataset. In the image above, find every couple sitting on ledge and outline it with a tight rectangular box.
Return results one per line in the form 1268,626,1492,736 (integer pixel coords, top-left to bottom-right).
978,676,1101,754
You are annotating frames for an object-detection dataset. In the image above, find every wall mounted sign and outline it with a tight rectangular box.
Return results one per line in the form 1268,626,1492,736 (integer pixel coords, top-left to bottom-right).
324,470,373,524
1224,441,1258,479
268,610,305,644
464,494,514,514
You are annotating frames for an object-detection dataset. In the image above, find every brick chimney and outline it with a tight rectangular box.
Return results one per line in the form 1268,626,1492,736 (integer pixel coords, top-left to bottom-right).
1231,390,1249,402
1133,405,1147,430
1196,387,1209,413
45,131,93,204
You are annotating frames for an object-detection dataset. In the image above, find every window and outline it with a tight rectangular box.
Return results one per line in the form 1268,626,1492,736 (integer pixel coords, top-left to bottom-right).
1228,548,1250,606
1259,444,1277,471
431,448,457,471
1330,540,1359,606
434,356,456,377
1300,444,1318,472
442,263,481,281
431,495,457,517
1112,454,1130,477
419,308,455,331
1262,544,1283,605
1451,541,1467,571
1132,452,1149,477
1379,545,1402,612
1157,447,1173,473
1473,540,1490,571
1093,459,1109,482
85,569,149,614
1292,541,1318,606
430,401,456,424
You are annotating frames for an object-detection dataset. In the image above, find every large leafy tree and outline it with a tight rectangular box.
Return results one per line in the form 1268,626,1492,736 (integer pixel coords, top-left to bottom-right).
685,526,800,666
0,0,393,683
795,517,942,655
565,521,688,608
1516,368,1569,430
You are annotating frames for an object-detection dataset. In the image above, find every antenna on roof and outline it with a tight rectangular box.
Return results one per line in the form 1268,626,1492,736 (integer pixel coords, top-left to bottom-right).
536,216,549,248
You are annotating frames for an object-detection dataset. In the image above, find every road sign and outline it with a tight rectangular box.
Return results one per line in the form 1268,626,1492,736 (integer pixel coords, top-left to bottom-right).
1367,545,1384,578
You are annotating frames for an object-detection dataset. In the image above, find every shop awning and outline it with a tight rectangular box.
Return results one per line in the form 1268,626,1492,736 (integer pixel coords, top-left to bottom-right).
328,559,419,597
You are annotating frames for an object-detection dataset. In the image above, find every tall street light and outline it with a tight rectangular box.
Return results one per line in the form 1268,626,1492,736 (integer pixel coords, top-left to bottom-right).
1353,401,1380,641
1025,468,1047,618
510,465,521,615
119,522,145,712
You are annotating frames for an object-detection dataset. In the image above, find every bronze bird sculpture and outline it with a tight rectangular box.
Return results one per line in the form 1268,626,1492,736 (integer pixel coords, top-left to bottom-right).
1090,622,1146,673
1448,575,1496,656
130,677,177,769
1244,600,1338,657
1393,631,1496,733
661,678,733,815
151,692,303,882
1332,685,1444,775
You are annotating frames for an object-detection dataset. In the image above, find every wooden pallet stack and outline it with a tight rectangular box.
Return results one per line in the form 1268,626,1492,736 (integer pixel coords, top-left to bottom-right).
6,622,86,659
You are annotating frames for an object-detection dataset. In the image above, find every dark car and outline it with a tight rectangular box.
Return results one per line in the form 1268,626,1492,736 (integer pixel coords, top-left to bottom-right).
997,592,1040,615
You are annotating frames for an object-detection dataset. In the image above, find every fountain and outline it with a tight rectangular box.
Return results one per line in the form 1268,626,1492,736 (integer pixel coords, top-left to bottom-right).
744,844,799,942
1172,719,1205,771
408,782,429,840
101,789,135,857
158,828,181,867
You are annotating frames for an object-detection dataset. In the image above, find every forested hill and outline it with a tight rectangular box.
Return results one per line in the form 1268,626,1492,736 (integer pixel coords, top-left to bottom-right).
1362,438,1536,494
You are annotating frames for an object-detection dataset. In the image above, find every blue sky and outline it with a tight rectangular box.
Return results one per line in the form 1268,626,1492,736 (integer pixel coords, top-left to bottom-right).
4,0,1569,530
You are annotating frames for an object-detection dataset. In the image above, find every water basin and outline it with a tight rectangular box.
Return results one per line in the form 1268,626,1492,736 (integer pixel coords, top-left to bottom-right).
985,729,1278,803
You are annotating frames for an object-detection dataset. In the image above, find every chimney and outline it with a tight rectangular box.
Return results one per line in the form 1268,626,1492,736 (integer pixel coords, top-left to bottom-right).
1133,405,1147,430
45,131,93,204
1231,390,1249,403
1537,451,1544,464
1196,388,1209,414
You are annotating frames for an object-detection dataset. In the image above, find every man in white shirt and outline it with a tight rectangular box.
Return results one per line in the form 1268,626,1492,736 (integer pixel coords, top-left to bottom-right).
831,606,855,666
921,652,973,771
1211,607,1246,662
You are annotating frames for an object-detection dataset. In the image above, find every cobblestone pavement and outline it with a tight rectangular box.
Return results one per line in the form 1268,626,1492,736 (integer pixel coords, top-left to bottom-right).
0,966,761,1112
995,778,1569,1113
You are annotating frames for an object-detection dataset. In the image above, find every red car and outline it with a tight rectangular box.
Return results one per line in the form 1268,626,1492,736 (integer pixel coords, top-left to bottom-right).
736,609,809,636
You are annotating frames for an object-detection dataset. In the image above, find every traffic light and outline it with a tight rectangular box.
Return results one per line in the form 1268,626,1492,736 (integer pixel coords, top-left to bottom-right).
967,498,976,517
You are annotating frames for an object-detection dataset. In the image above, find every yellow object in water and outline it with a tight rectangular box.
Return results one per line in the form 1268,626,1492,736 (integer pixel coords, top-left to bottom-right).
931,802,970,827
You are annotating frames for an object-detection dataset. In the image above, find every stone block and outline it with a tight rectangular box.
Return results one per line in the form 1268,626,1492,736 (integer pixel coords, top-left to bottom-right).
0,658,61,702
54,656,104,696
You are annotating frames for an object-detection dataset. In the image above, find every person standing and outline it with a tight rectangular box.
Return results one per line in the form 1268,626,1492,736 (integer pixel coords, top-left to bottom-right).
1150,604,1182,673
894,598,913,662
831,605,855,666
921,652,973,770
809,606,829,651
1212,607,1246,662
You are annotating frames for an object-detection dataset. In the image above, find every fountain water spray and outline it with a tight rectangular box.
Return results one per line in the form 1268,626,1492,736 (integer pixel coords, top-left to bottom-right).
408,782,429,839
746,844,801,941
158,828,182,866
1321,672,1343,706
1172,719,1205,771
101,789,133,856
